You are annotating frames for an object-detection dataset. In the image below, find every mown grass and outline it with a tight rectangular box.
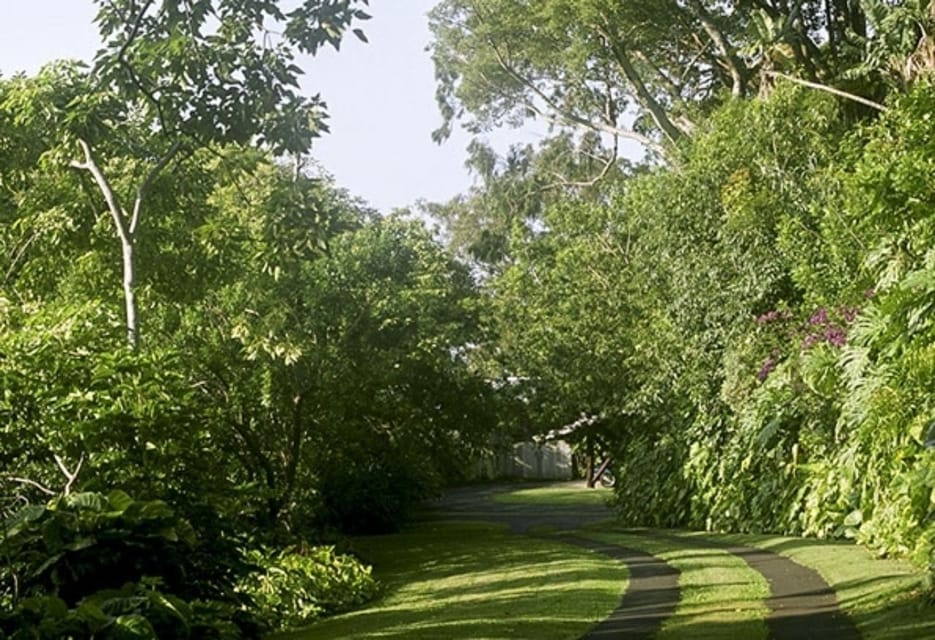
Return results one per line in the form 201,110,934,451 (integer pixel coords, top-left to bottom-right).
708,531,935,640
497,483,934,640
491,482,613,507
583,530,769,640
275,520,627,640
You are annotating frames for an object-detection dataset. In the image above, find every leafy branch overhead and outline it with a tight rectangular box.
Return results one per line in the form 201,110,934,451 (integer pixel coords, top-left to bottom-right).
60,0,370,347
429,0,935,166
92,0,371,153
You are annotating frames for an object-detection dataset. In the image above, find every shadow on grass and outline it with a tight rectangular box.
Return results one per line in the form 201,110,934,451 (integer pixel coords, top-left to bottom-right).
849,587,935,640
617,527,935,640
275,520,628,640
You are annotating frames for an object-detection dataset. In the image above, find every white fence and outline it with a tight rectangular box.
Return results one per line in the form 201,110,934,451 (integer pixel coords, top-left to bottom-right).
473,440,574,481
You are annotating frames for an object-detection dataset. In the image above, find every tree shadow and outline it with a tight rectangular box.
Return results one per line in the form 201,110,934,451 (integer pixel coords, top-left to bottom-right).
275,520,628,640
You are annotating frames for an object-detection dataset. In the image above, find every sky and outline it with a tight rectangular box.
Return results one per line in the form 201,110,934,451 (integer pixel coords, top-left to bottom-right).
0,1,546,214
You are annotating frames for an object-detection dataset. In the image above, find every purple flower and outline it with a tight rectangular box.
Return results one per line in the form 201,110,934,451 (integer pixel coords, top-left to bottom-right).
756,310,779,324
809,308,828,325
841,307,859,323
825,326,847,348
802,333,821,349
757,357,777,381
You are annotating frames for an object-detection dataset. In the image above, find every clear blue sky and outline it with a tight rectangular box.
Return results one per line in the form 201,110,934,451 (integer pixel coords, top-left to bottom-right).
0,1,545,213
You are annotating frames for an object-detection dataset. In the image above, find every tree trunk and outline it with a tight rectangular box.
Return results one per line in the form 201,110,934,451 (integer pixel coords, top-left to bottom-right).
121,239,138,348
601,30,688,144
70,138,178,350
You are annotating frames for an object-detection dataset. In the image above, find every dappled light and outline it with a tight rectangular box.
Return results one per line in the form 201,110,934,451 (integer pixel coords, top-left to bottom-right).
276,521,627,640
3,1,935,638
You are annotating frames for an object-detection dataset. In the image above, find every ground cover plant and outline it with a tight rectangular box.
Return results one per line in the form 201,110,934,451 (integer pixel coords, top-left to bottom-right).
275,521,627,640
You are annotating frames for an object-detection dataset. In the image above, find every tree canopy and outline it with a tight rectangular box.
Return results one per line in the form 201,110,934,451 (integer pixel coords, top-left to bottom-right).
4,1,935,635
426,0,935,584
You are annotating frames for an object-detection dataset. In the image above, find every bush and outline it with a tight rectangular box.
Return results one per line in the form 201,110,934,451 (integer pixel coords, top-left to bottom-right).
0,583,247,640
0,491,263,639
239,544,378,630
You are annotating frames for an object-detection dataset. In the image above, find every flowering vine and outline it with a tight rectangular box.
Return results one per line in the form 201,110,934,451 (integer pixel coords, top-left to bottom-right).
753,302,862,381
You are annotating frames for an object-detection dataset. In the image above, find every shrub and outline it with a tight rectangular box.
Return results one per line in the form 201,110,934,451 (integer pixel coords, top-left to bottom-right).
239,544,378,630
0,491,263,639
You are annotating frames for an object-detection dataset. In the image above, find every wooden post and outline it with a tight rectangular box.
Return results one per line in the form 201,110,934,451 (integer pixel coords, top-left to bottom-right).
586,436,595,488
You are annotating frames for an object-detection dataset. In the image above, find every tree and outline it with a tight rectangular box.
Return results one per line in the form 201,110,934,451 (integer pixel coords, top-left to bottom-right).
65,0,370,347
429,0,768,162
428,1,904,167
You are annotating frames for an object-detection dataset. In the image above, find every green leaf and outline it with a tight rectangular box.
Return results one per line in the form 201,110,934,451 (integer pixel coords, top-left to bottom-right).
33,552,65,578
65,492,106,511
113,614,160,639
74,601,112,631
66,536,97,552
3,504,47,537
107,490,135,515
843,509,863,527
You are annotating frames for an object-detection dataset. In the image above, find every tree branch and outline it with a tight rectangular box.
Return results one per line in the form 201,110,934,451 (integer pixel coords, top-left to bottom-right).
592,21,690,144
130,141,181,236
70,138,132,246
54,454,84,496
541,136,619,191
766,71,888,111
488,43,668,159
2,475,56,496
112,0,172,134
687,0,748,98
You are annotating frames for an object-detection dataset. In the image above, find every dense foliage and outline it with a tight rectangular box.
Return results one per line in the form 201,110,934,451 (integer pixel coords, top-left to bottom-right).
428,0,935,586
240,545,377,630
5,1,935,634
0,492,258,639
1,1,496,635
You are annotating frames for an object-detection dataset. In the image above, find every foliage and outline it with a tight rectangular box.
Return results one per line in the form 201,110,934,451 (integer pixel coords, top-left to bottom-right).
0,0,501,635
441,64,935,589
240,545,376,630
0,492,260,639
428,0,892,163
0,586,249,640
91,0,371,154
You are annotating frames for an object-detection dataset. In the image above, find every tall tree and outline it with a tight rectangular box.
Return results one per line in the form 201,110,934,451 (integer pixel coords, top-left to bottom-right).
66,0,370,347
428,1,903,166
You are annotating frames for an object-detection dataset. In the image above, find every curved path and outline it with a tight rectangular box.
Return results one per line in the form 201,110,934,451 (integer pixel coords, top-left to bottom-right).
435,484,859,640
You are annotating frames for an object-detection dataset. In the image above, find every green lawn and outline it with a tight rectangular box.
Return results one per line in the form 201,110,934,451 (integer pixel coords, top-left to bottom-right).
275,520,627,640
495,484,934,640
491,483,613,507
576,527,934,640
276,485,934,640
710,531,935,640
584,530,769,640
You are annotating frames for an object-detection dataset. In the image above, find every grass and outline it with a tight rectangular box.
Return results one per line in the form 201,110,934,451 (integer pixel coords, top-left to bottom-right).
583,530,770,640
497,483,934,640
490,482,613,507
275,520,627,640
709,531,935,640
